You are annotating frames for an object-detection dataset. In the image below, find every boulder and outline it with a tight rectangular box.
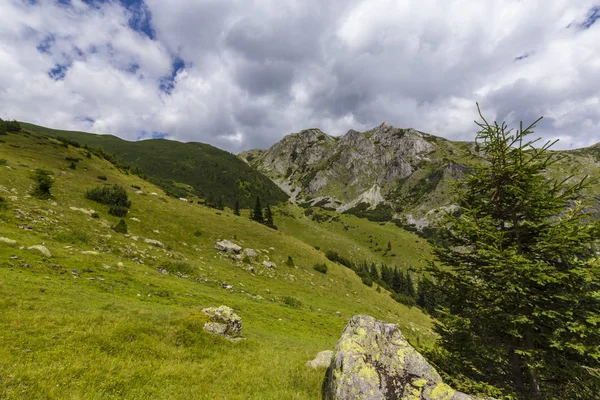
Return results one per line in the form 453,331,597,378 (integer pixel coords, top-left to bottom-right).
144,238,165,248
201,305,243,339
215,240,242,254
324,315,486,400
0,237,17,245
28,245,51,257
306,350,334,369
243,248,258,258
262,261,277,269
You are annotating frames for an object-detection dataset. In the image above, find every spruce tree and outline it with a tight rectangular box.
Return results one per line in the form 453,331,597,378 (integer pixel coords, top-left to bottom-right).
251,196,264,223
233,200,240,216
432,105,600,399
264,205,274,228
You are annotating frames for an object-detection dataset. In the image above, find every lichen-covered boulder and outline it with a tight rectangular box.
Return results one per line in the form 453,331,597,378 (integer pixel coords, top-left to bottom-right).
324,315,485,400
201,305,243,339
28,245,51,257
215,240,242,254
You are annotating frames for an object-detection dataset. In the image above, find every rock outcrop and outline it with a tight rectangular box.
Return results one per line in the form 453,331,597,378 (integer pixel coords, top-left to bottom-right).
28,245,51,257
324,315,485,400
201,305,243,341
215,240,242,254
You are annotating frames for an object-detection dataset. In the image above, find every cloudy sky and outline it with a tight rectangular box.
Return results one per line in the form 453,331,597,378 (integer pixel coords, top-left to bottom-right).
1,0,599,152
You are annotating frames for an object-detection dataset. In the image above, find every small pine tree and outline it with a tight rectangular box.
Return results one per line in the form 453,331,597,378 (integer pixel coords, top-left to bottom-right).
286,256,295,267
69,161,76,170
112,219,128,233
264,205,275,228
251,197,264,223
233,200,240,216
405,271,415,298
432,105,600,398
387,241,392,251
30,169,54,199
369,263,380,281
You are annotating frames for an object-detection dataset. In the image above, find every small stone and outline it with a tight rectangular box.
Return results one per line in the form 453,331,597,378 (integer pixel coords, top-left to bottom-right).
214,240,242,254
262,261,277,269
117,262,124,267
28,245,51,257
144,239,164,248
0,237,17,245
81,251,99,255
306,350,334,369
130,217,141,222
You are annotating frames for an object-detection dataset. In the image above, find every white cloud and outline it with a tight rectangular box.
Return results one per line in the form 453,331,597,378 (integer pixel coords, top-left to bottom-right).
0,0,599,152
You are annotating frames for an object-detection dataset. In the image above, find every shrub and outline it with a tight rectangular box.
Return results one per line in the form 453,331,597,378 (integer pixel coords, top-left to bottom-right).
91,212,99,218
161,261,194,275
281,296,302,308
85,184,131,207
0,196,7,210
193,231,202,237
391,293,416,307
30,169,54,199
313,263,328,274
131,185,141,190
65,157,81,163
69,161,77,170
361,275,373,287
0,159,7,165
286,256,295,267
112,219,128,233
97,175,107,181
108,205,129,217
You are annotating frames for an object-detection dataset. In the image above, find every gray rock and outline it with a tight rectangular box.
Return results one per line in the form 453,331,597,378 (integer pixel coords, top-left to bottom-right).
324,314,485,400
28,245,51,257
201,305,243,338
215,240,242,254
262,261,277,269
243,248,257,258
0,237,17,245
144,238,164,248
306,350,334,369
203,322,228,336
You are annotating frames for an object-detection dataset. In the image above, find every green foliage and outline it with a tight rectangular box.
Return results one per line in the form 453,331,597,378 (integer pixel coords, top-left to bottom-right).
233,200,240,216
97,175,107,181
344,202,393,222
30,168,54,199
69,161,77,170
111,219,128,234
286,256,295,267
431,105,600,399
391,292,416,307
108,205,129,217
0,118,21,133
313,263,328,274
0,159,6,165
20,122,288,208
160,261,195,276
264,205,276,229
0,195,7,210
85,184,131,209
281,296,302,308
251,196,264,224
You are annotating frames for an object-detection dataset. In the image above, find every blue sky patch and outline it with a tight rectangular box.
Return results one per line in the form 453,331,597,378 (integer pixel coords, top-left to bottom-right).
581,6,600,29
36,34,55,54
159,57,186,94
136,131,168,140
48,63,70,80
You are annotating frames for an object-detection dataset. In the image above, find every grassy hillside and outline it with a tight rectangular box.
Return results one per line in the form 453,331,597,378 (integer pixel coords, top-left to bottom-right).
19,122,288,208
0,129,434,399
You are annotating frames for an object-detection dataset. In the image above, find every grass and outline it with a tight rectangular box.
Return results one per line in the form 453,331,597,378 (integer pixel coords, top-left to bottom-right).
0,129,434,399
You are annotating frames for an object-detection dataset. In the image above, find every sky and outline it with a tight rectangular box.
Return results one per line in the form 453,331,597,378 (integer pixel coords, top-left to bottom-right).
0,0,599,152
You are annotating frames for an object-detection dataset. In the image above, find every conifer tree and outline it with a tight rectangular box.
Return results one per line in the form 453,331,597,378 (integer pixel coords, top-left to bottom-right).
264,205,274,228
233,200,240,216
251,196,263,223
432,105,600,399
369,263,380,281
405,270,415,298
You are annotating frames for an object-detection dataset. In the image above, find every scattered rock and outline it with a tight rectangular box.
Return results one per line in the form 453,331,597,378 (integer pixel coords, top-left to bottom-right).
324,315,486,400
28,245,51,257
215,240,242,254
117,262,124,267
150,192,158,196
69,206,96,216
144,239,165,248
243,248,258,258
153,229,160,234
130,217,141,222
269,247,275,251
201,305,243,340
81,251,99,255
179,198,188,202
135,190,144,195
262,261,277,269
0,237,17,245
306,350,333,369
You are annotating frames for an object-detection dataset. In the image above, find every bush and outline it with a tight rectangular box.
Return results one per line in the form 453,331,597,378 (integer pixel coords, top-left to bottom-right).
85,184,131,208
112,219,128,233
91,212,99,218
0,196,7,210
30,169,54,199
361,275,373,287
161,261,194,275
281,296,302,308
65,157,81,163
286,256,295,267
108,205,129,217
0,119,21,133
69,161,77,170
0,159,7,165
131,185,141,190
313,263,328,274
391,292,416,307
97,175,107,181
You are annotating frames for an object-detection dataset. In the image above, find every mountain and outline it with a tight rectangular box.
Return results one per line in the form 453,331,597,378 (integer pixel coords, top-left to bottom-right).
0,127,433,398
241,122,600,226
20,122,288,208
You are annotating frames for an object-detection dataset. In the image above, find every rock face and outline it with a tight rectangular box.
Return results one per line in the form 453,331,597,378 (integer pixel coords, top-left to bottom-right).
306,350,334,369
324,315,484,400
201,305,243,340
241,122,474,218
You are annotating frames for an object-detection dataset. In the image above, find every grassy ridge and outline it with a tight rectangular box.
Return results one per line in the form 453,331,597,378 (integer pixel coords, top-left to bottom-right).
19,122,288,208
0,129,433,399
